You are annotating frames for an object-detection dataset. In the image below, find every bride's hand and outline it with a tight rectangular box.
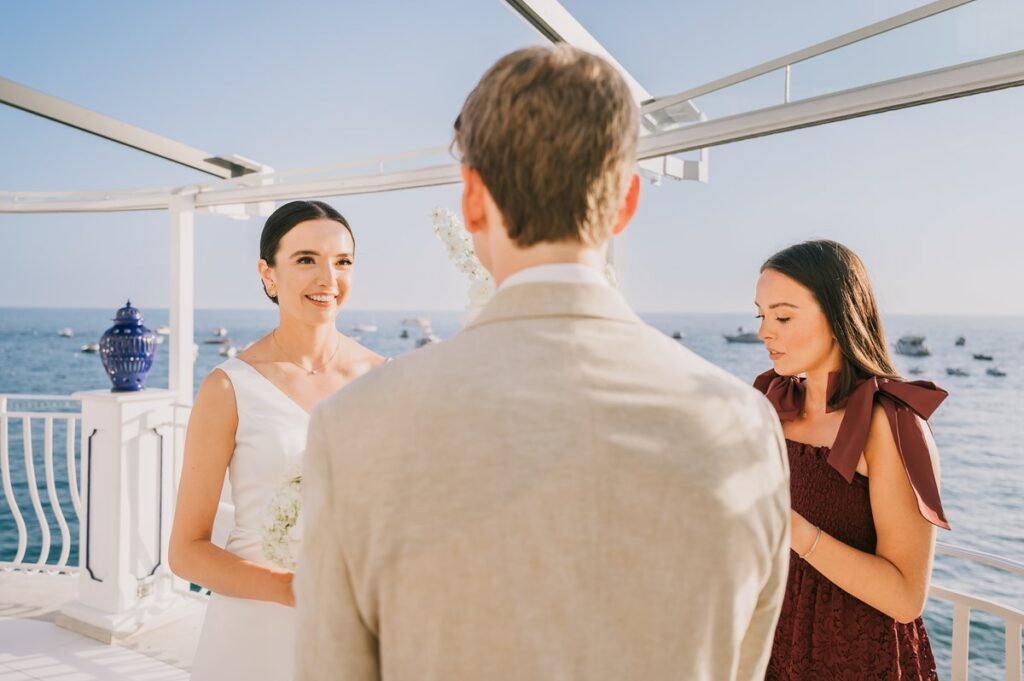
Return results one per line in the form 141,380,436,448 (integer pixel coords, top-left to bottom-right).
273,570,296,607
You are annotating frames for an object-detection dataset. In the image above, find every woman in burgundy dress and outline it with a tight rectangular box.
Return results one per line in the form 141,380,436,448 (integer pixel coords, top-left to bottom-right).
753,240,949,680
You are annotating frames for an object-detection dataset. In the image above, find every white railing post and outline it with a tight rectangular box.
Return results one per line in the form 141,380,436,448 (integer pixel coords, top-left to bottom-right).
0,397,28,564
56,389,187,643
952,602,971,681
168,191,196,406
1007,622,1022,681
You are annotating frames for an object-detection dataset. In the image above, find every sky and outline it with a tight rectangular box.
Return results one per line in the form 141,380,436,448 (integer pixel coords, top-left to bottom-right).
1,0,1022,316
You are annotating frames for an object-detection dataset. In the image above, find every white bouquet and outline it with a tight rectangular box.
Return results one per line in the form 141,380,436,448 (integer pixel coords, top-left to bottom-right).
261,468,303,570
431,208,495,324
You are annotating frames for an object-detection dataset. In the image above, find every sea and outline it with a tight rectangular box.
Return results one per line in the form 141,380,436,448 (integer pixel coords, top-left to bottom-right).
1,307,1021,678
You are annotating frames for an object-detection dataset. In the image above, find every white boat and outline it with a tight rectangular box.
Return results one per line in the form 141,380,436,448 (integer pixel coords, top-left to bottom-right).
987,367,1007,377
157,325,171,335
402,317,431,328
219,345,238,358
213,327,228,337
724,329,761,344
58,327,73,337
353,324,378,333
896,336,931,357
671,330,685,340
80,342,99,353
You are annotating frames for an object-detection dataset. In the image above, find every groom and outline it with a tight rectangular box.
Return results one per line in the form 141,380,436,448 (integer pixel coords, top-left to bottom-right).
297,45,790,680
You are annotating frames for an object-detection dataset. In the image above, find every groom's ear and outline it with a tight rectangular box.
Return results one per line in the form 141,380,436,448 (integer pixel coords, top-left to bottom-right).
460,165,488,235
611,174,641,236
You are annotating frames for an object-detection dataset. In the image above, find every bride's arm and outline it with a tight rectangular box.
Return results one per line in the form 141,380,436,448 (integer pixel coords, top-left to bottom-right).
168,370,295,606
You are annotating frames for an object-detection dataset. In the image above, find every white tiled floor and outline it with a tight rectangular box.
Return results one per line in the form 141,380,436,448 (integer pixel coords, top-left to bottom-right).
0,572,203,681
0,620,188,681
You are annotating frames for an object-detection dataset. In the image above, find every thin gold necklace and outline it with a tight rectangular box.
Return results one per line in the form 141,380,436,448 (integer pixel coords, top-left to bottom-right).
272,330,341,376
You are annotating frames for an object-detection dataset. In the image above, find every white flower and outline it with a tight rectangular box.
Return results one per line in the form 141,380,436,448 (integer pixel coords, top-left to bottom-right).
431,208,619,324
261,468,303,570
432,208,496,324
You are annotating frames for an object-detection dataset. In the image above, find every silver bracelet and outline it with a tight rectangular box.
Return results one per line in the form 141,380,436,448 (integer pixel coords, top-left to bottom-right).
800,525,823,560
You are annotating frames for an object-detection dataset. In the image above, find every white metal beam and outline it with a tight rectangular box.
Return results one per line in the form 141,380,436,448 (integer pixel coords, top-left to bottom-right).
638,49,1024,159
642,0,976,117
503,0,691,114
0,77,253,179
501,0,705,181
3,49,1021,215
168,193,196,403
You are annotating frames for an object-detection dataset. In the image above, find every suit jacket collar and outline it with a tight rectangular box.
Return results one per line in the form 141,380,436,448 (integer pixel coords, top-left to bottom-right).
465,281,641,330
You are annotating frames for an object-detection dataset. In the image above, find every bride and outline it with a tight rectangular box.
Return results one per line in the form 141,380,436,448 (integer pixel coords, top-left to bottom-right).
169,200,386,680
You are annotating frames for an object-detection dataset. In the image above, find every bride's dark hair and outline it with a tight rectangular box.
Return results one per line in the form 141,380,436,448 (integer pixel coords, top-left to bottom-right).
762,240,900,409
259,200,354,305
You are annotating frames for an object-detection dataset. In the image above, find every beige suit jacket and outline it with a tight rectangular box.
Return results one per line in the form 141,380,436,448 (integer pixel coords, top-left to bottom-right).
296,282,790,680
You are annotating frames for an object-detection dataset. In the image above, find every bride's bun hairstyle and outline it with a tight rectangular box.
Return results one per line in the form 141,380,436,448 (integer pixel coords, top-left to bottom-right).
259,200,354,305
761,239,900,408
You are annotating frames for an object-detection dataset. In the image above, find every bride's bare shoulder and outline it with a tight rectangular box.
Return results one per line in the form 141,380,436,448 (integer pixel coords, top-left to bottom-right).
236,334,274,365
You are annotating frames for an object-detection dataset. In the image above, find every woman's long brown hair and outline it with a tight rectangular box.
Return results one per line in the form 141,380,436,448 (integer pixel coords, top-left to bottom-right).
762,240,901,409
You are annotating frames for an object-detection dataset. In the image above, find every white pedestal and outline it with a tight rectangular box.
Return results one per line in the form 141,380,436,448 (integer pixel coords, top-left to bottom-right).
57,389,189,643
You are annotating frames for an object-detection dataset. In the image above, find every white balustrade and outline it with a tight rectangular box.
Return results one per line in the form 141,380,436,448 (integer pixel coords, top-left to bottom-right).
0,394,82,574
931,542,1024,681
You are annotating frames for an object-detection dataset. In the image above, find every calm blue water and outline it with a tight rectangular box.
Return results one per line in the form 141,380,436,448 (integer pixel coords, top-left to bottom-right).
1,307,1021,678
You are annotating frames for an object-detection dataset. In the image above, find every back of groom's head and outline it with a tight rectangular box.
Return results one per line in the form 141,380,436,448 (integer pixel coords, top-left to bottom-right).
454,45,638,248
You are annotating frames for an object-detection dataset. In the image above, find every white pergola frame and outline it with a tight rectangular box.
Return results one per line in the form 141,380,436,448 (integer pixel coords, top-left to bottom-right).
2,0,1022,402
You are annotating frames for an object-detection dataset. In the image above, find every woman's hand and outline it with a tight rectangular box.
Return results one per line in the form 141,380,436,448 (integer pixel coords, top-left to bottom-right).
274,570,296,607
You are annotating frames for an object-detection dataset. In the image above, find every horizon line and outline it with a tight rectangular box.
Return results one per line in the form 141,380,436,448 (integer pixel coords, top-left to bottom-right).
0,304,1021,319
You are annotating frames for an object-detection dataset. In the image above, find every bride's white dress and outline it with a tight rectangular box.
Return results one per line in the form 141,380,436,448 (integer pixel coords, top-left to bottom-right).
191,357,309,681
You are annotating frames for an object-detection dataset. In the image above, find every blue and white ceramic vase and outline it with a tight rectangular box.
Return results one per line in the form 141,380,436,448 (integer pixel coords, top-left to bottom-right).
99,300,158,392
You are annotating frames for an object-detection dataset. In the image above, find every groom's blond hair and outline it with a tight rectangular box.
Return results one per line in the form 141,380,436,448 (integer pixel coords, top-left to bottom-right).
454,45,638,248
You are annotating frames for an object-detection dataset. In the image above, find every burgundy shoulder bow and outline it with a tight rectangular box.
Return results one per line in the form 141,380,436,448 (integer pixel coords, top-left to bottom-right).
754,369,950,530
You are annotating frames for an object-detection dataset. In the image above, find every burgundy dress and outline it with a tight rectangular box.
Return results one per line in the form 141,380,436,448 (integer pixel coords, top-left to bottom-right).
754,370,950,681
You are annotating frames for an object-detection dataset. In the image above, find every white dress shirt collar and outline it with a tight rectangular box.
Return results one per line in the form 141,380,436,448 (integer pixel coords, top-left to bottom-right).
498,263,609,291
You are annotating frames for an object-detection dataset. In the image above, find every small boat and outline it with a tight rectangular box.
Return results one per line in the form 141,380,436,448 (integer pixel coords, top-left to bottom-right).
896,336,931,357
399,329,409,339
80,343,99,353
724,329,761,343
946,367,969,377
58,328,74,338
972,353,993,361
671,331,684,340
353,324,378,333
402,317,431,328
154,335,165,344
986,367,1007,377
204,337,230,345
213,327,228,337
156,325,171,335
416,333,440,348
219,346,238,358
908,367,924,375
955,336,966,346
